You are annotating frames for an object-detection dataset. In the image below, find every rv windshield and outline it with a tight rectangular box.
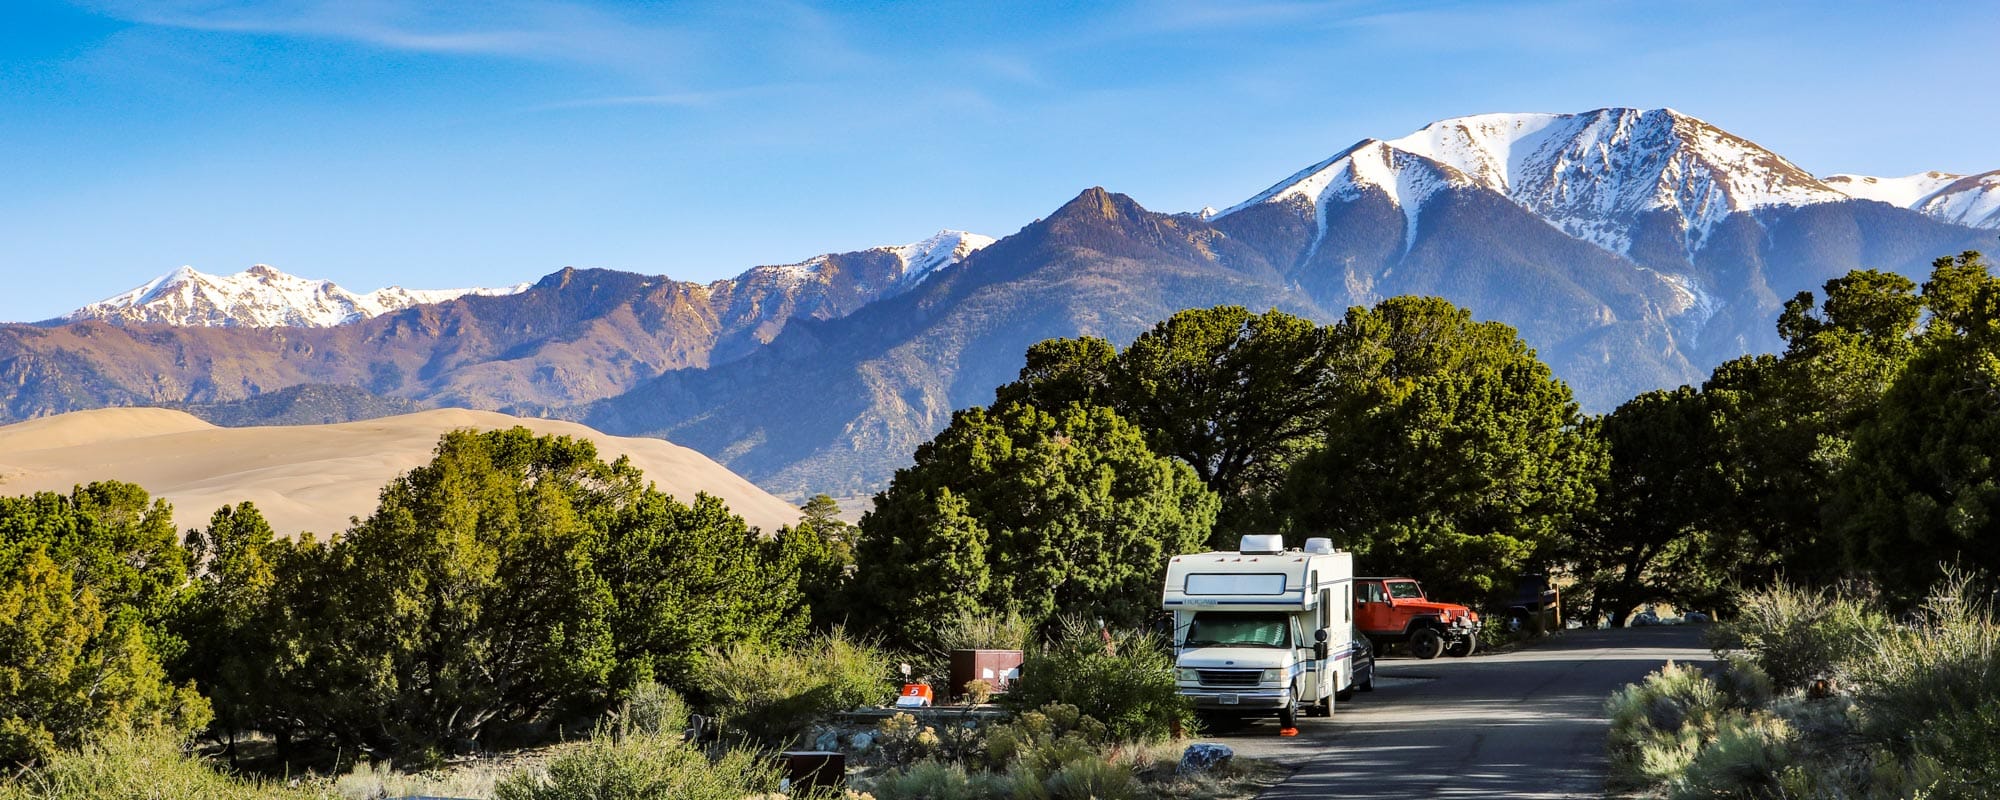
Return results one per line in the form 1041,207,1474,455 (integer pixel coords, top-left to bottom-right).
1183,612,1291,649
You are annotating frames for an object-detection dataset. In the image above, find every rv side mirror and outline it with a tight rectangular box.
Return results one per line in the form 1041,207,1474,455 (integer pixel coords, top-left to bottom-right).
1314,642,1329,661
1313,629,1329,643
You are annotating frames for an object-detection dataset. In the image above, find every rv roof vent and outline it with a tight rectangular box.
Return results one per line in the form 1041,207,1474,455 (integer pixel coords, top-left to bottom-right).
1238,534,1285,555
1303,537,1335,555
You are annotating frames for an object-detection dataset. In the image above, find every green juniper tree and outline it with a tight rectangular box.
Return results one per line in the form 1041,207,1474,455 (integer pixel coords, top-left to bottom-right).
1277,297,1604,602
850,403,1217,647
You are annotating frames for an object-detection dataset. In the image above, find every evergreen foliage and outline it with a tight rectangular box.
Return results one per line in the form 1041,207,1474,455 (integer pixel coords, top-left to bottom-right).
1572,388,1734,622
995,307,1337,537
0,485,208,764
161,427,804,762
771,494,858,631
850,403,1217,646
1278,297,1603,600
1834,254,2000,601
175,503,281,753
1003,619,1193,744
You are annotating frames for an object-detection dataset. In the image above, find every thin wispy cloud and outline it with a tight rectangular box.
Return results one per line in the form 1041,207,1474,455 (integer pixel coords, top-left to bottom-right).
75,0,697,71
531,84,797,112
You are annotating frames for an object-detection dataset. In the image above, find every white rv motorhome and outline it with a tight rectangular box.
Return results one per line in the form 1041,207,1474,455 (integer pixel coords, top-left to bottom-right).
1161,534,1362,728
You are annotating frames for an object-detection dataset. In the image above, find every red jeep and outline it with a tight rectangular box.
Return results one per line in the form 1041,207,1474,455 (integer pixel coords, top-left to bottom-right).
1354,577,1482,659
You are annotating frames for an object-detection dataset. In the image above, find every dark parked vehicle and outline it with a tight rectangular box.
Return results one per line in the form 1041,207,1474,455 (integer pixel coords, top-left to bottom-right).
1337,623,1376,701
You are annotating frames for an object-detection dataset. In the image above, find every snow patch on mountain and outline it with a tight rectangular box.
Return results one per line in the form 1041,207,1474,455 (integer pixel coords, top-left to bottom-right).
1222,107,1849,258
1918,172,2000,229
745,255,832,291
741,230,995,293
1824,171,1962,207
1827,170,2000,229
68,265,530,328
888,230,997,287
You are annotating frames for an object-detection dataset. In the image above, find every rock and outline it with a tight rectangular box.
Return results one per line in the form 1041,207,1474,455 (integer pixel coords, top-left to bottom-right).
1178,743,1234,775
814,729,840,752
848,732,875,754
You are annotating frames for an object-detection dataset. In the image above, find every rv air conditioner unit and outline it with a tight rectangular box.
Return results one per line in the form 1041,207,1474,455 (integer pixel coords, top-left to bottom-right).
1238,534,1285,555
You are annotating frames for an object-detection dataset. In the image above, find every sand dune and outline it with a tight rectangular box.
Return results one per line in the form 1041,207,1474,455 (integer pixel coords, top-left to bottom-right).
0,407,802,536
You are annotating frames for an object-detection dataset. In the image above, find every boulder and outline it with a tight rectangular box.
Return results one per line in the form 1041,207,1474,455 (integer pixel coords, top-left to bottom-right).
1177,743,1234,775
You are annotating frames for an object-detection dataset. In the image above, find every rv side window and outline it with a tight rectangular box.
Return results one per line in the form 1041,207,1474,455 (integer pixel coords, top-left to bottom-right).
1343,585,1350,621
1318,589,1332,629
1184,612,1291,648
1183,573,1287,595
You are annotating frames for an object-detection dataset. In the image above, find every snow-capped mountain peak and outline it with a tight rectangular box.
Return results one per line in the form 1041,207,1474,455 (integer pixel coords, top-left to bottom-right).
885,230,997,287
68,265,531,328
1222,107,1850,256
1824,170,2000,229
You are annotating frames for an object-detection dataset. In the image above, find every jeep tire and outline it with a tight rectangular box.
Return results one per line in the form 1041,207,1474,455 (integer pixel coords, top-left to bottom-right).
1448,632,1480,657
1410,627,1446,660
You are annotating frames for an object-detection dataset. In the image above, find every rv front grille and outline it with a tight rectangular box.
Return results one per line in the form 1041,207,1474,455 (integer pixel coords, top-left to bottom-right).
1196,669,1261,687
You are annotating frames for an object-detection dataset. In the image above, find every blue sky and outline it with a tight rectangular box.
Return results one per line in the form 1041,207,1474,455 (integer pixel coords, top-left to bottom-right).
3,0,1996,322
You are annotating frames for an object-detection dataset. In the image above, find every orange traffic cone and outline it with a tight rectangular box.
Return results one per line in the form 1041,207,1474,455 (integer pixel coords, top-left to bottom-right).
1279,727,1299,737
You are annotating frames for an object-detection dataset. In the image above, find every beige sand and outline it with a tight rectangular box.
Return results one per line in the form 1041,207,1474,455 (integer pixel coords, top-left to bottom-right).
0,407,801,536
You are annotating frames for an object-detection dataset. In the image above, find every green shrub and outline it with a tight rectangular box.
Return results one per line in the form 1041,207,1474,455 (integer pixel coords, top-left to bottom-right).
492,732,777,800
1667,712,1792,800
1710,581,1890,692
875,712,944,767
698,628,891,746
870,707,1136,800
979,704,1109,775
1606,661,1729,788
1003,618,1191,744
868,760,1012,800
935,609,1033,653
333,758,512,800
1846,575,2000,753
1031,754,1136,800
0,734,335,800
619,681,689,738
1892,702,2000,799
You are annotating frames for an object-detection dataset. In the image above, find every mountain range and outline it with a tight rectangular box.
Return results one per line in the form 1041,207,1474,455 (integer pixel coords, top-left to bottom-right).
65,264,532,328
5,107,1994,498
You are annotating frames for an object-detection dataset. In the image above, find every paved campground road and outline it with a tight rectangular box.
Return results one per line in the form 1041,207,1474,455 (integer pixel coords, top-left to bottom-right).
1199,625,1712,799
